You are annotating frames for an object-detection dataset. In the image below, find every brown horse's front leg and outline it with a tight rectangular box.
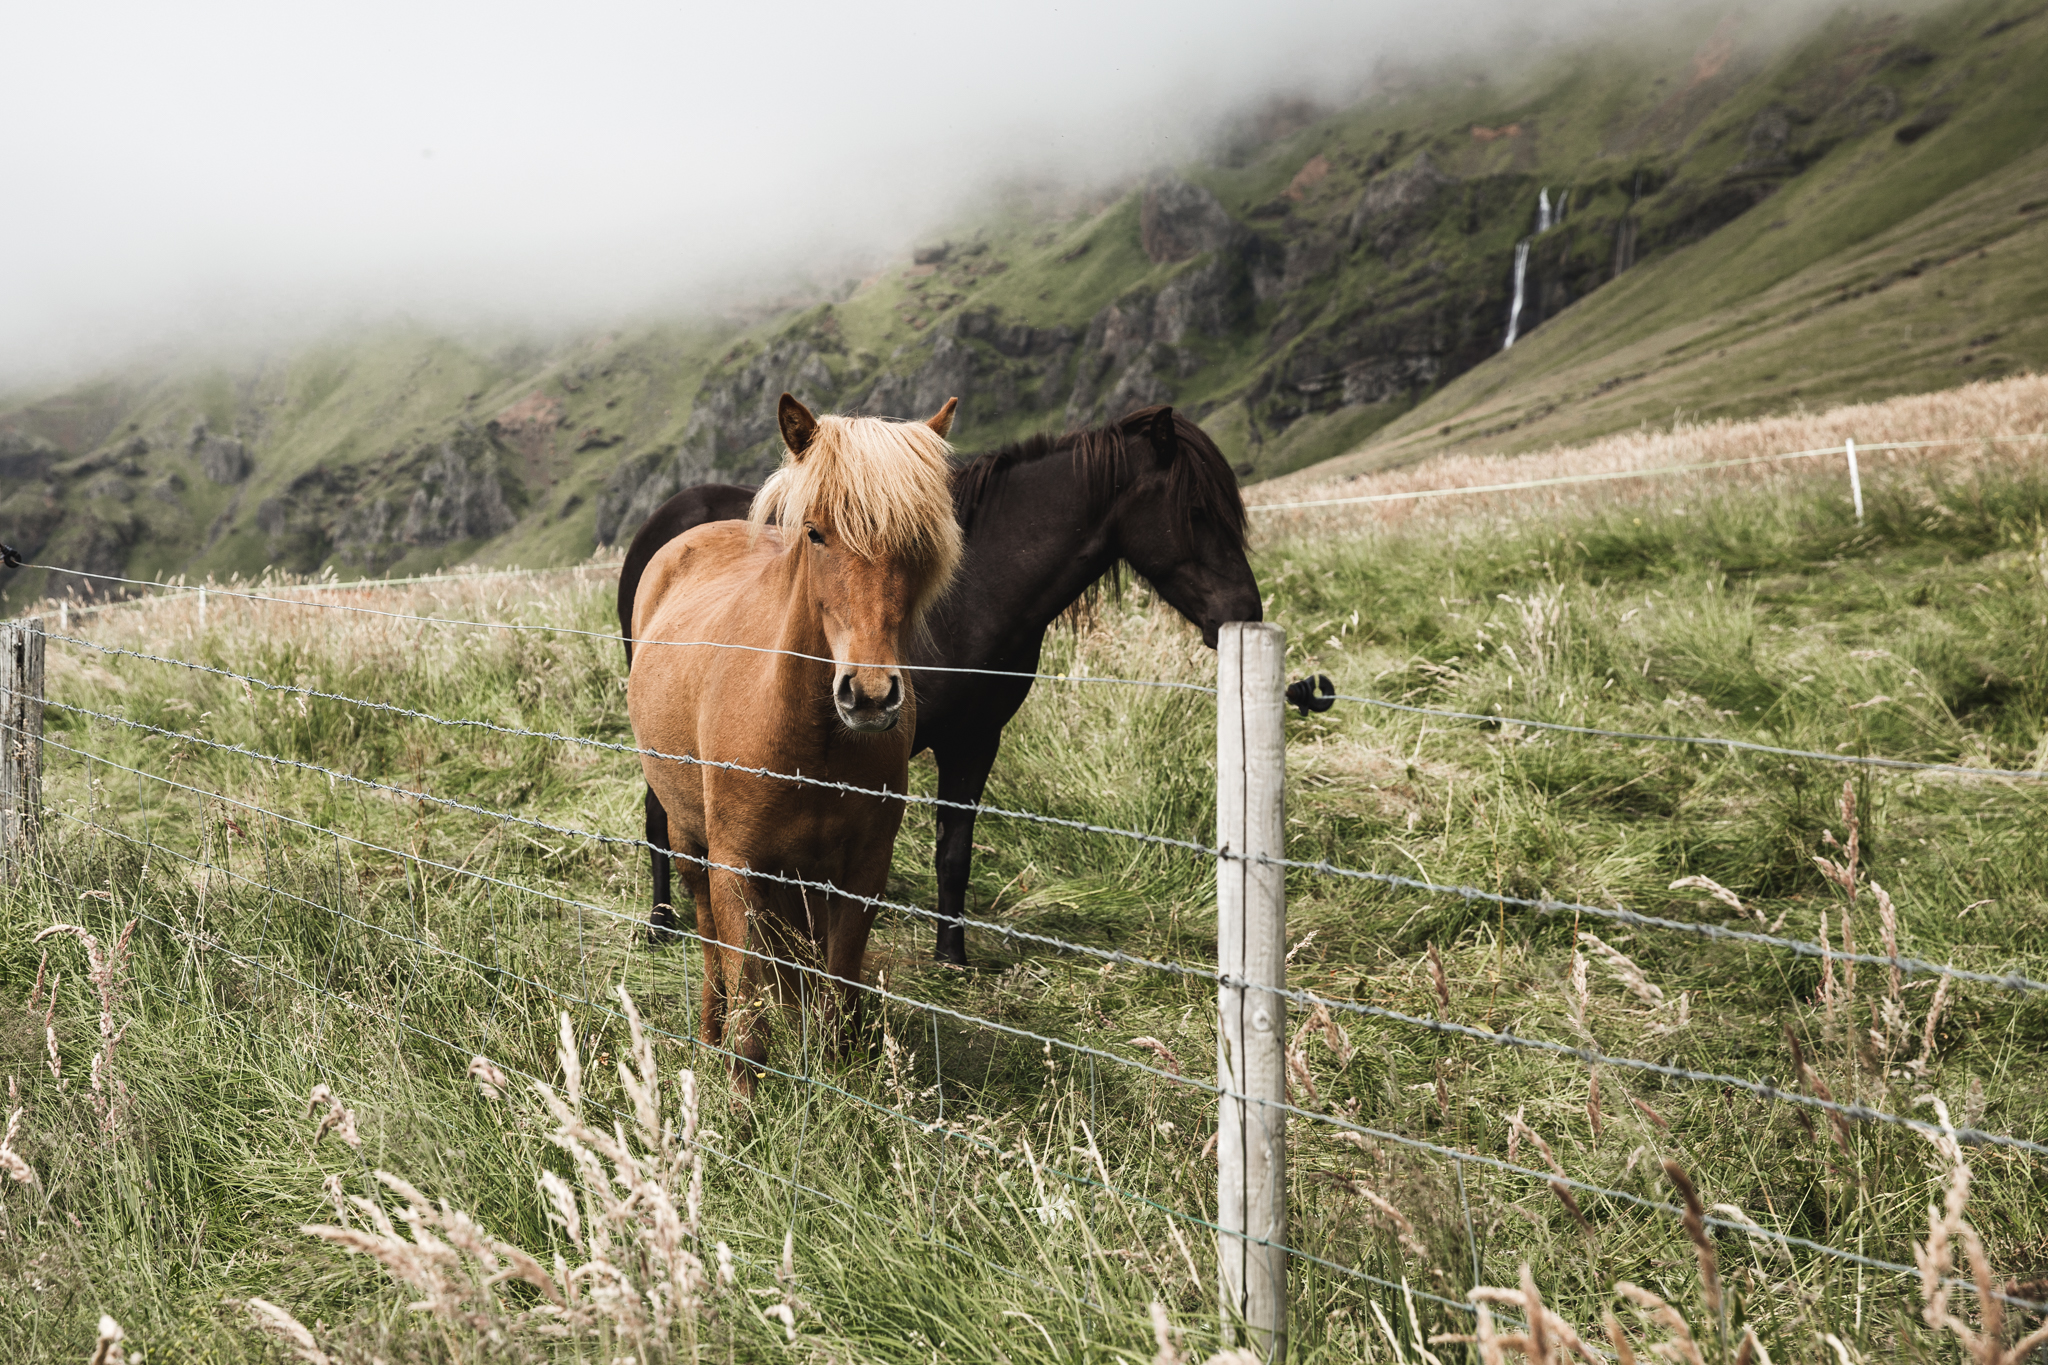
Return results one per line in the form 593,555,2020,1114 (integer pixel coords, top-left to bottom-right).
820,899,881,1062
678,856,725,1046
708,866,770,1093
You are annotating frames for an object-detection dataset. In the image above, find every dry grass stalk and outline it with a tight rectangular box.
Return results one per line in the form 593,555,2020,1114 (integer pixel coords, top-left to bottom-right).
1587,1070,1603,1141
276,988,720,1357
1615,1281,1706,1365
1327,1176,1429,1261
1912,1096,2048,1365
1454,1264,1602,1363
1567,948,1592,1038
1128,1036,1184,1077
1668,876,1744,919
1871,880,1904,1005
33,920,137,1135
1575,932,1664,1008
1661,1160,1722,1328
1706,1203,1793,1263
1505,1107,1558,1176
243,1298,332,1364
1151,1299,1188,1365
1818,907,1838,1018
1733,1324,1774,1365
88,1314,142,1365
465,1054,509,1099
1549,1179,1596,1242
305,1084,361,1150
1428,942,1451,1015
1915,975,1952,1076
0,1104,35,1186
1628,1095,1670,1133
1786,1028,1854,1152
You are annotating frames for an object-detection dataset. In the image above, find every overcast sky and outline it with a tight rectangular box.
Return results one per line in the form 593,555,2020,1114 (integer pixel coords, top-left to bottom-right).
3,0,1775,387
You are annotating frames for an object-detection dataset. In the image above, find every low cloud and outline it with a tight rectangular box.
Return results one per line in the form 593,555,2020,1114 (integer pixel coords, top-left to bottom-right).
1,0,1843,386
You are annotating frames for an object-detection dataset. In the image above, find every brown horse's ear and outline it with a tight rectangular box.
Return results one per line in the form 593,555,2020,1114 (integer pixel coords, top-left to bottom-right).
925,397,959,439
779,392,819,458
1147,406,1178,460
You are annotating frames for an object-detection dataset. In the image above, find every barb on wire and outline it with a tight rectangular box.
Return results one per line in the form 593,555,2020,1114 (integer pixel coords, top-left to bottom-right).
32,732,2048,1314
31,566,1214,693
30,696,2048,1001
44,632,1217,845
53,800,1465,1315
1327,689,2048,781
36,712,2048,1167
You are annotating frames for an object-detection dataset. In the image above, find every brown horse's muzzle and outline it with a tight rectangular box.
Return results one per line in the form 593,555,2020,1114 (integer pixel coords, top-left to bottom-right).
834,667,903,732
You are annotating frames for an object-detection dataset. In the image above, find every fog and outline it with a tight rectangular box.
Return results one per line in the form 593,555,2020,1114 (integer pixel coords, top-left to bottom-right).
2,0,1815,387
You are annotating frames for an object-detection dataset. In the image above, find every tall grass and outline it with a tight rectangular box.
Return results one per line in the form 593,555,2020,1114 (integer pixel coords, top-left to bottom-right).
1,401,2046,1360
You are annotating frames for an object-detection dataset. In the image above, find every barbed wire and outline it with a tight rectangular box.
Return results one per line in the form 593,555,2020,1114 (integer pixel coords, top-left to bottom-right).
42,792,1478,1318
1325,690,2048,780
27,564,1215,693
28,726,2047,1313
43,631,1220,848
40,692,2048,1001
1245,433,2048,514
33,712,2048,1166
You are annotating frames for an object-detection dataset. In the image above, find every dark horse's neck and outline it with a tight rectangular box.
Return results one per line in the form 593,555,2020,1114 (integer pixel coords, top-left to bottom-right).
906,434,1128,744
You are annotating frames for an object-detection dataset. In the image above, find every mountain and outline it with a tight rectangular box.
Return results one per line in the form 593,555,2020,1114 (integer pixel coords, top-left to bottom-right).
5,0,2047,607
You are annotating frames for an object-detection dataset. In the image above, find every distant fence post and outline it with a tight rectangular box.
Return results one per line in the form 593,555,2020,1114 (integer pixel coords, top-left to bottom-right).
1217,621,1288,1361
1846,438,1865,524
2,617,45,886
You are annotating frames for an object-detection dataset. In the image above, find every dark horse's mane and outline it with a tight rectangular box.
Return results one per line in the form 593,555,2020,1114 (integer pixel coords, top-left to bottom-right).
949,405,1247,553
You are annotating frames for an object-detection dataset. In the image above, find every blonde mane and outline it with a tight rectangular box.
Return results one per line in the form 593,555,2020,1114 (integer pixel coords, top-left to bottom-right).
749,414,964,618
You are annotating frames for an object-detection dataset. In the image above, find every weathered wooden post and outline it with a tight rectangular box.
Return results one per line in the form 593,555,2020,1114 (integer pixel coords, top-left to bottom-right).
2,617,45,886
1217,621,1287,1360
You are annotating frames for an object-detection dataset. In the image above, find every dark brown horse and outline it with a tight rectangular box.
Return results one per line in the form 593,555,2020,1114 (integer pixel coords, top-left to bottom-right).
626,394,962,1085
621,405,1261,965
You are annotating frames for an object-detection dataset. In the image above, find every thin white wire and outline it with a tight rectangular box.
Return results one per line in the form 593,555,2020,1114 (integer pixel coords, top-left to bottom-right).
38,691,2048,995
1326,690,2048,780
44,630,1214,847
34,728,2048,1311
1245,433,2048,513
34,709,2048,1157
29,564,1215,693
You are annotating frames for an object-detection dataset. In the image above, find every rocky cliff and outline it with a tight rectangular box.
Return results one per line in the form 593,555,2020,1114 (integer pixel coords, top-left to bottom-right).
6,0,2046,602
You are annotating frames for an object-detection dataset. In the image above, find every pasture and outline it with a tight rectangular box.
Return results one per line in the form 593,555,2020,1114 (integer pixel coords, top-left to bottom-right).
2,384,2047,1362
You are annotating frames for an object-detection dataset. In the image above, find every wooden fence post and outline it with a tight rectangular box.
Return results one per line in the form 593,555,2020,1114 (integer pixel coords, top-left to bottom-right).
2,618,45,886
1217,621,1288,1361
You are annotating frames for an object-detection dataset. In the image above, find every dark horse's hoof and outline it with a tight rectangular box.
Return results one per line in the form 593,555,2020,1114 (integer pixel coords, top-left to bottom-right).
934,945,970,968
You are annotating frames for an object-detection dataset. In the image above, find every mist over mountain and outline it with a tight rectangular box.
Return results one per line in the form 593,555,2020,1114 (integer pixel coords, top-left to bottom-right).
4,0,2045,607
3,0,1843,387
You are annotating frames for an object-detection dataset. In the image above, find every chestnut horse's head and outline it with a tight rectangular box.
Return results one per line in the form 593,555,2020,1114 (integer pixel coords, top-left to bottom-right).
751,393,963,732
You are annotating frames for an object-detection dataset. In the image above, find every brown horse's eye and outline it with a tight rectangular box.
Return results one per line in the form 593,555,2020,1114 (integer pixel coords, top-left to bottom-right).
806,526,825,545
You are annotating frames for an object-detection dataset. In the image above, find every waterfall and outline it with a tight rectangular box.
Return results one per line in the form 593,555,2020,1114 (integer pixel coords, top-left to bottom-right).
1503,239,1531,350
1557,189,1570,224
1536,188,1552,234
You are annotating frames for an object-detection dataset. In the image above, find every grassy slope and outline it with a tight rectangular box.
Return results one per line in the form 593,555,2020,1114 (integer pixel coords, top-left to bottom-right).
2,439,2043,1360
1330,0,2048,474
8,0,2048,603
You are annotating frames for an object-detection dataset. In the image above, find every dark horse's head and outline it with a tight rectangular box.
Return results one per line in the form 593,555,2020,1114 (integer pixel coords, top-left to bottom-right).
1060,405,1261,646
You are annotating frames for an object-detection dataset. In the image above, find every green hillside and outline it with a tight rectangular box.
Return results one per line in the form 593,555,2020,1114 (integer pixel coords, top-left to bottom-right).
6,0,2048,607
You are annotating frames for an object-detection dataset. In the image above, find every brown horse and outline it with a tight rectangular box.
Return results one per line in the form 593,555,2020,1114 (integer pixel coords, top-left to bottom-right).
626,393,962,1089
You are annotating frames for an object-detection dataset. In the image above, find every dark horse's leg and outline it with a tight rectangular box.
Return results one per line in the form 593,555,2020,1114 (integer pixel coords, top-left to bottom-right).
932,736,1002,966
646,786,678,943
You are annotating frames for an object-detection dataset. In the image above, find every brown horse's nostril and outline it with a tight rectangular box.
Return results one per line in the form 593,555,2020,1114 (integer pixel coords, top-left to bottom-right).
882,674,901,711
835,674,856,709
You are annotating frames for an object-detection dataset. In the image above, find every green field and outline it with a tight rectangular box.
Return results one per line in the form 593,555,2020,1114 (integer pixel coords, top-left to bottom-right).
2,429,2045,1362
